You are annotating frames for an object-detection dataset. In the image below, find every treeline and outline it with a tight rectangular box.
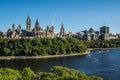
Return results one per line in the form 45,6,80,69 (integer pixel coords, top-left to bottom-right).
0,38,87,56
40,66,103,80
0,66,103,80
84,39,120,48
0,38,120,56
0,67,37,80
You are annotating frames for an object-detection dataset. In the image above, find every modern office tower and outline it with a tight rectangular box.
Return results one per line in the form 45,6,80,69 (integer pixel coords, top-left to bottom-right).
100,26,110,40
100,26,109,34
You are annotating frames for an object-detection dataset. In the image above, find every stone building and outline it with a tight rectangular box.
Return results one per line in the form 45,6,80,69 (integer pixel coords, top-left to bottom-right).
6,16,55,39
100,34,110,40
81,28,98,40
6,24,22,38
26,15,31,30
109,33,118,40
6,24,16,38
60,23,65,37
45,25,54,38
82,33,91,40
32,19,54,38
117,34,120,40
32,19,43,38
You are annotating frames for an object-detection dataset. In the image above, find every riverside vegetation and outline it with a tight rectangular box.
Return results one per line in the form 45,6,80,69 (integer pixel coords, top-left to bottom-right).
84,39,120,48
0,66,103,80
0,38,87,56
0,38,120,56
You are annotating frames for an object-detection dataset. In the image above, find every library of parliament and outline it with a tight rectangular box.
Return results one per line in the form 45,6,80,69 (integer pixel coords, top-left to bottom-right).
5,16,65,38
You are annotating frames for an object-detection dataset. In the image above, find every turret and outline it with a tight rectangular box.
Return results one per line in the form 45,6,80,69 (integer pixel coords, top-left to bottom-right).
52,25,54,33
60,23,65,37
12,24,15,31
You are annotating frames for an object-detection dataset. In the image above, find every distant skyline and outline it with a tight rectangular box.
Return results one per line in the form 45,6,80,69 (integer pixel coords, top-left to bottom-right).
0,0,120,34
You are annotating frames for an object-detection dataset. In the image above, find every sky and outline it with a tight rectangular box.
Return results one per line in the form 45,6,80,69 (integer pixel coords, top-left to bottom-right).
0,0,120,34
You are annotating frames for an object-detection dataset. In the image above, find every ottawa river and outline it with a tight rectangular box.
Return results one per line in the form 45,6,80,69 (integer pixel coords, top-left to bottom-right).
0,50,120,80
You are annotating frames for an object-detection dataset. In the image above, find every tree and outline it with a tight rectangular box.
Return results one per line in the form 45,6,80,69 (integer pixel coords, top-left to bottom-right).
21,67,37,80
0,31,3,38
0,68,22,80
39,66,103,80
3,48,11,56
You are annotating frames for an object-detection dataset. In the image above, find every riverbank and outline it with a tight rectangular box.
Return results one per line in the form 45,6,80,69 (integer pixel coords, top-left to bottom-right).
0,48,120,60
0,51,89,60
90,48,120,51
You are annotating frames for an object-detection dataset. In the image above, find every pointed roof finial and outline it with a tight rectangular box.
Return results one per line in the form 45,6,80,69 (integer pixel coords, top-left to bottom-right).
35,19,39,25
27,13,31,20
61,22,64,28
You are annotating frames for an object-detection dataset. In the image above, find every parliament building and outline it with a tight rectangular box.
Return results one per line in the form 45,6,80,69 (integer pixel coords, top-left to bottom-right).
5,16,65,38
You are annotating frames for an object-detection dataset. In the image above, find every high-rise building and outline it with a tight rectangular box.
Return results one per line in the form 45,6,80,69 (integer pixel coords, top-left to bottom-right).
26,15,31,30
100,26,109,34
100,26,110,40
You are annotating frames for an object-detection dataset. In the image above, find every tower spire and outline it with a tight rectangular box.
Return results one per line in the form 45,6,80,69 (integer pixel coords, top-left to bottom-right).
26,14,31,30
60,23,65,37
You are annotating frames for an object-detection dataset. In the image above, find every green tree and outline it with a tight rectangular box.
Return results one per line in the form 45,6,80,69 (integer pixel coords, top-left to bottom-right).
0,68,22,80
3,48,11,56
21,67,37,80
39,66,103,80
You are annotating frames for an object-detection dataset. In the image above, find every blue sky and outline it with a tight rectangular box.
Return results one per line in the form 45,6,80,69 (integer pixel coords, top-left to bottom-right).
0,0,120,34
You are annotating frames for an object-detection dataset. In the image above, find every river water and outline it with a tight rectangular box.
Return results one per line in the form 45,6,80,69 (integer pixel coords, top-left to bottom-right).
0,50,120,80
